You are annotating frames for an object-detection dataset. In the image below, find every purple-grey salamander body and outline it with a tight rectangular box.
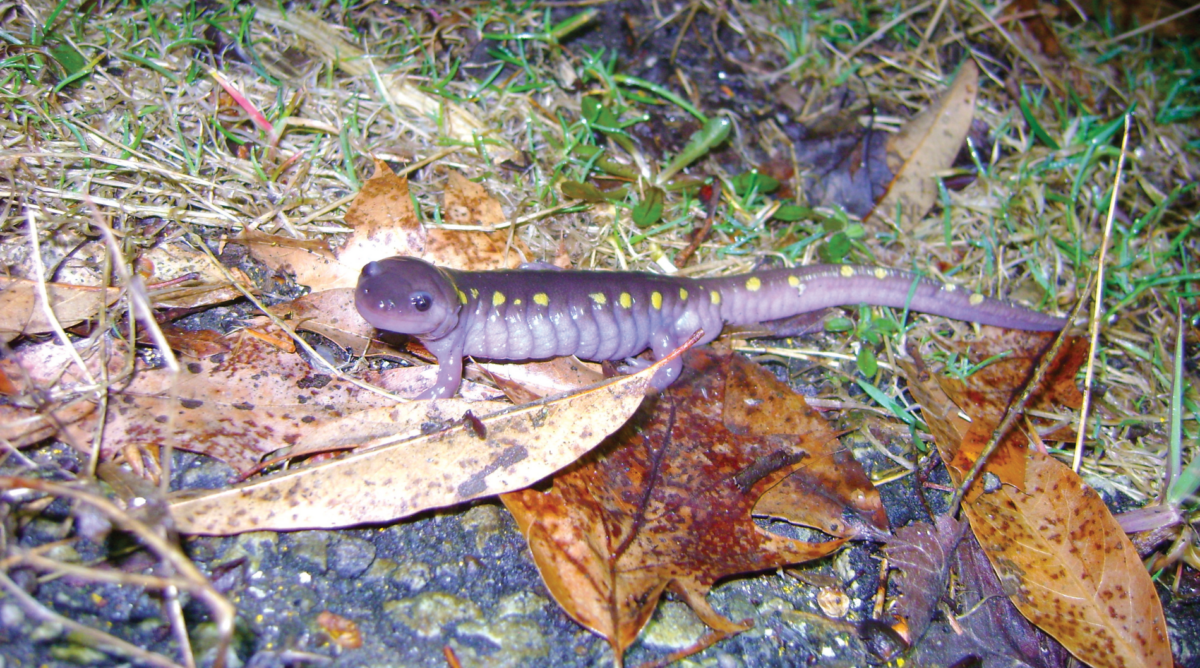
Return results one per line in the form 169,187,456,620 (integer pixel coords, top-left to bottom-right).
355,257,1065,398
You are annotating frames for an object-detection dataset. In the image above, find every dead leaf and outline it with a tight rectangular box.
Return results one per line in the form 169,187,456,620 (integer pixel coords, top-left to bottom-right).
717,349,889,540
0,277,120,341
168,359,657,534
909,526,1073,668
964,451,1172,668
0,332,427,473
267,288,377,355
885,515,967,641
866,60,979,229
901,330,1171,668
900,328,1082,498
502,351,848,663
477,357,606,403
793,126,892,218
422,170,524,269
240,162,524,292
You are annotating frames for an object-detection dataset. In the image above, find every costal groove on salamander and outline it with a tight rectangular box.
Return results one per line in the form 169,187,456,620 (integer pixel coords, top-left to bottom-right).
355,257,1065,399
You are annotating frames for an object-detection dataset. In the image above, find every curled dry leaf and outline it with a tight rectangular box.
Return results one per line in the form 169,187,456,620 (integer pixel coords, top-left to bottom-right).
503,351,856,663
240,161,525,297
884,515,967,641
866,60,979,230
900,329,1171,668
168,356,659,534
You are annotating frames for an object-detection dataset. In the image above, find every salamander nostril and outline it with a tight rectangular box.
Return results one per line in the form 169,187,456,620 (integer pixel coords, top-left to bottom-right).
362,261,383,277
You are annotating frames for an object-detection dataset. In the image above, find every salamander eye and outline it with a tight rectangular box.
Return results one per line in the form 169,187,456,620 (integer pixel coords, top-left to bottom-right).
411,292,434,312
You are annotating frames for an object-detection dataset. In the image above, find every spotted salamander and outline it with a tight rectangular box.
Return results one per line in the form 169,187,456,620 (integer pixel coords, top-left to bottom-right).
356,257,1065,398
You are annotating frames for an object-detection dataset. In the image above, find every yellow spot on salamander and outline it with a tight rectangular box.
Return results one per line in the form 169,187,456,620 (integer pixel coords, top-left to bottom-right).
745,276,762,292
590,292,607,306
944,283,957,292
710,290,721,305
534,293,549,307
458,290,468,304
679,287,688,301
969,293,985,306
514,298,522,306
619,292,632,308
651,291,663,309
493,291,505,307
470,288,480,299
788,275,800,287
840,265,855,278
874,267,888,279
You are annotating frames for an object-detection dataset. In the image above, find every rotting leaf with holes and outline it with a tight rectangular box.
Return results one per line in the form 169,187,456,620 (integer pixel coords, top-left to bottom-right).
168,352,662,534
502,350,854,664
900,328,1172,668
866,60,979,230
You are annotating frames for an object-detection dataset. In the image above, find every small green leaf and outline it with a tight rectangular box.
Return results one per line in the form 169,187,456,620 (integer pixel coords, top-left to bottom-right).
824,317,854,333
773,204,812,221
819,231,851,263
658,116,731,183
856,346,878,377
731,171,780,196
561,180,626,202
632,187,665,227
48,42,86,76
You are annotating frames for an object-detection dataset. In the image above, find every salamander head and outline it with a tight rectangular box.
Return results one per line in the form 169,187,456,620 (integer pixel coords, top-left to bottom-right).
356,257,461,339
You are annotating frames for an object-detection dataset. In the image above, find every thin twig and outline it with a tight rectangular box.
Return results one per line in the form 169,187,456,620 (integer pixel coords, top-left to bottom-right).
947,275,1094,516
1074,114,1130,473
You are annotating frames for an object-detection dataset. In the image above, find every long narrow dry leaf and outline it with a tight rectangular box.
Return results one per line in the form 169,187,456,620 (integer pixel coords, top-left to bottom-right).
168,362,658,534
866,60,979,229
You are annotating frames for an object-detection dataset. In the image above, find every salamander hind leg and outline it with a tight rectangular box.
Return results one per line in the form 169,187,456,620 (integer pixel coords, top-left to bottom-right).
647,328,685,391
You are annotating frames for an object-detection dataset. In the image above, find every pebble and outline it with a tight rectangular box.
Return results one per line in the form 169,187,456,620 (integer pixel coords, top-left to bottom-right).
496,591,548,617
385,591,482,638
390,560,432,591
457,616,549,664
459,503,506,554
287,531,333,573
330,536,376,578
641,601,706,650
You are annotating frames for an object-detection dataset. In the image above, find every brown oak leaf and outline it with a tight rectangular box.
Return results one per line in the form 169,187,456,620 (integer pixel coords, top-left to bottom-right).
503,350,855,663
